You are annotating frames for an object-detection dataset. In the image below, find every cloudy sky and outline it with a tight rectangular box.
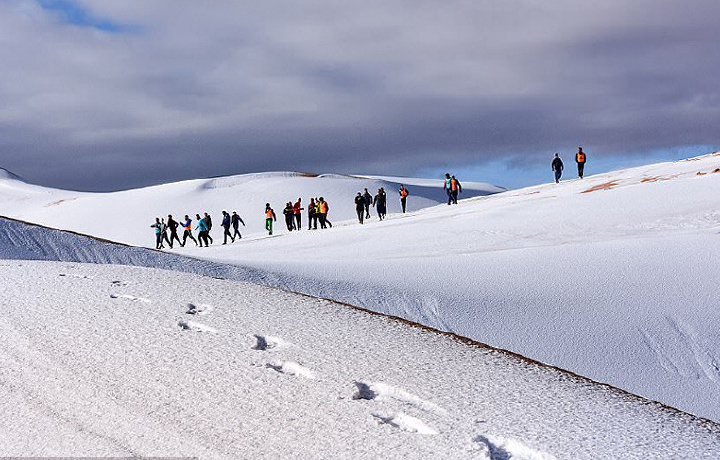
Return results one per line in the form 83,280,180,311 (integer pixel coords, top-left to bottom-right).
1,0,718,191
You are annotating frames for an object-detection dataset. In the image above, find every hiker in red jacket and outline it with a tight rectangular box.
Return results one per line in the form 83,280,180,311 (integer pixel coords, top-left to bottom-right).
293,198,304,231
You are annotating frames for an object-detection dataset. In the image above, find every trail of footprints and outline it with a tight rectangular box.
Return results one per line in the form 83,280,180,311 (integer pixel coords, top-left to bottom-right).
57,272,554,457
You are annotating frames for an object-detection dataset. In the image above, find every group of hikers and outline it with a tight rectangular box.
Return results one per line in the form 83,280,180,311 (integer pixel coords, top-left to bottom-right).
149,152,591,249
272,197,333,235
150,177,466,248
150,211,245,250
353,187,388,224
552,146,588,183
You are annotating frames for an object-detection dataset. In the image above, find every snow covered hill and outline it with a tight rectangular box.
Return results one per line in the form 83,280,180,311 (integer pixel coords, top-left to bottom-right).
1,217,719,459
1,154,719,423
188,153,720,421
0,168,503,246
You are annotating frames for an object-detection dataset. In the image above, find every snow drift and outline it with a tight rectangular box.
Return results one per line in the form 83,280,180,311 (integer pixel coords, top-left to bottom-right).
1,154,719,423
1,218,720,459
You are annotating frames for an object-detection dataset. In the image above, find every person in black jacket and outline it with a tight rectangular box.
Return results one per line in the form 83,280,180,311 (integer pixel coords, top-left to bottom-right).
373,188,387,220
231,211,245,241
167,214,182,248
283,202,295,231
203,212,214,244
362,188,373,219
355,192,366,224
308,198,317,230
221,210,233,244
552,153,564,183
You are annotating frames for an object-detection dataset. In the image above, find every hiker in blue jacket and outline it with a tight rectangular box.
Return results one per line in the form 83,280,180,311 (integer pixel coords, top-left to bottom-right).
195,213,210,247
151,217,163,249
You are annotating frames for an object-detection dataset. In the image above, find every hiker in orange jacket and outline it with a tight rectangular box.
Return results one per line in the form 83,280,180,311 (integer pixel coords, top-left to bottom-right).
265,203,277,235
576,146,587,178
399,185,409,213
449,176,462,205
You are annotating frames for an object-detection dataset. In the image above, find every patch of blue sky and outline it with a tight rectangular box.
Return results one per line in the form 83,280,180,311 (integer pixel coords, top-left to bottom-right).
37,0,140,33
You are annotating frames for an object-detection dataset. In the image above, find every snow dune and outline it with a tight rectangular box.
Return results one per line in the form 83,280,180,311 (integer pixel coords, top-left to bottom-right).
0,221,719,458
188,153,720,421
0,168,503,247
1,153,719,423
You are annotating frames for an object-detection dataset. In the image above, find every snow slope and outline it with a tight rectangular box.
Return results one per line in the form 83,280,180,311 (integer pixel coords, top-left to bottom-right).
0,168,502,246
185,153,720,421
1,154,719,422
0,220,719,459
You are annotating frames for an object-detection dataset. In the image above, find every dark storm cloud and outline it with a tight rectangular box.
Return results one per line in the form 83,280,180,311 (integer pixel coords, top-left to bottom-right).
0,0,719,190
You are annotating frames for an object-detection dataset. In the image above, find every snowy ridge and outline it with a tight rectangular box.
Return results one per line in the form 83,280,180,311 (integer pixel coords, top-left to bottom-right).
185,152,720,422
1,153,720,422
0,213,715,420
1,217,720,458
0,169,501,246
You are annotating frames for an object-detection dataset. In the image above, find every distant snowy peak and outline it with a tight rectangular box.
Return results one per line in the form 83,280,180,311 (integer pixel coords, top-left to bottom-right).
357,174,507,193
0,167,26,183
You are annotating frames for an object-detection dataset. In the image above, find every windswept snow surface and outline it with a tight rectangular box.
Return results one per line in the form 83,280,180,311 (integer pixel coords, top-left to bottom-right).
0,256,719,458
0,169,502,246
188,153,720,421
1,154,719,422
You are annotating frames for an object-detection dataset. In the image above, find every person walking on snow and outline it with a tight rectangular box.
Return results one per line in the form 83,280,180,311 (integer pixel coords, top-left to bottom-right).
552,153,564,183
318,197,330,229
203,212,214,244
265,203,277,235
182,215,198,246
399,185,409,213
231,211,245,241
362,188,373,219
160,218,172,248
576,146,587,179
283,202,295,231
444,173,453,205
221,210,233,244
195,213,209,247
373,188,387,220
308,198,317,230
167,214,182,248
450,175,462,205
355,192,366,224
151,217,163,249
293,198,303,230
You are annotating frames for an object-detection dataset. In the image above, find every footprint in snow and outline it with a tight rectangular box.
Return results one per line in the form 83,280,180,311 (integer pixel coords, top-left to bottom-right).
110,294,151,303
177,320,216,333
372,412,438,435
252,334,288,351
186,303,214,316
266,361,315,379
353,381,446,415
473,435,557,460
59,273,93,279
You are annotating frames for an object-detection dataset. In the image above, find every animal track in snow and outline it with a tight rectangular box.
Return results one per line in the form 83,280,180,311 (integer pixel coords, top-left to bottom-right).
252,335,288,350
186,303,214,316
59,273,93,279
266,361,315,379
177,320,216,333
110,294,150,303
353,381,446,415
473,435,557,460
371,412,438,435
